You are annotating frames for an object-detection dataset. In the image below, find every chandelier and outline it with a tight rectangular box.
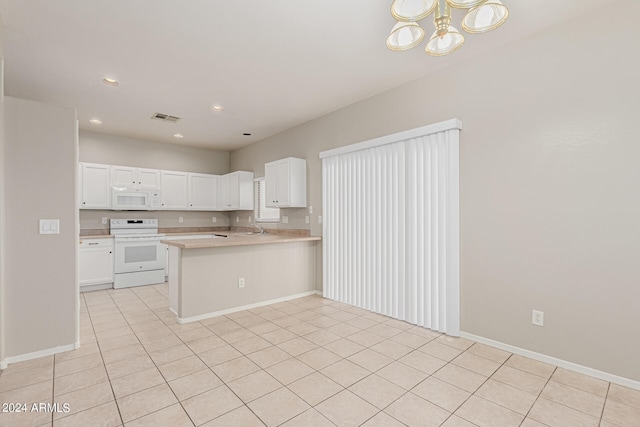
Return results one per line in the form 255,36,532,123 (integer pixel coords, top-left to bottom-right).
386,0,509,56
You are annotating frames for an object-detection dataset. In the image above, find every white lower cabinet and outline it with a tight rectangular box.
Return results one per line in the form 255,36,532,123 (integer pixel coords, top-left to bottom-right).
79,238,114,290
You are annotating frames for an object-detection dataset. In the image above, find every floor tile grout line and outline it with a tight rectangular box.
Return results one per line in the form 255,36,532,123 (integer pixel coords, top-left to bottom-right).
519,364,557,427
82,290,126,427
598,382,611,427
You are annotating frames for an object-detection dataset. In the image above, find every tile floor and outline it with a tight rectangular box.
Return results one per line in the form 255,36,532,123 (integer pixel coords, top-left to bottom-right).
0,284,639,426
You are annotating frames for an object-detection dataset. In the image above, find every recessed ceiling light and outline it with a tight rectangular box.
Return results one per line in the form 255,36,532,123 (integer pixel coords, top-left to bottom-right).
210,104,224,111
173,133,184,138
89,118,102,125
102,78,119,86
243,133,252,136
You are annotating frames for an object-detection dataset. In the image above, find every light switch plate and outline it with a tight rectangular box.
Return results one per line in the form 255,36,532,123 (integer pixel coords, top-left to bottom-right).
318,215,323,224
305,216,309,224
39,219,60,234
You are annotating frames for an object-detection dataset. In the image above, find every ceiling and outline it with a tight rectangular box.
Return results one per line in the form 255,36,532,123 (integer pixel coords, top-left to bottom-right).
0,0,614,151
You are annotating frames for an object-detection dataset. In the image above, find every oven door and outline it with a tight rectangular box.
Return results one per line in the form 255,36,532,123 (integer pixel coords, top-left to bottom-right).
114,235,165,273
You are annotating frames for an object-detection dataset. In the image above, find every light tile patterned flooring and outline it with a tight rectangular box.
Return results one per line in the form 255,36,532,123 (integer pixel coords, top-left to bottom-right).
0,284,639,426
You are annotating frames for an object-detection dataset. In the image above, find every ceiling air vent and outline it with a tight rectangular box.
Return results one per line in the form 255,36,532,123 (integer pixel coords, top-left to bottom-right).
151,112,181,123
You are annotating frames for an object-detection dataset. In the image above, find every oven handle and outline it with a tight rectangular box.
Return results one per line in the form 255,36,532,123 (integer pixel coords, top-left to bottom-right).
114,236,166,242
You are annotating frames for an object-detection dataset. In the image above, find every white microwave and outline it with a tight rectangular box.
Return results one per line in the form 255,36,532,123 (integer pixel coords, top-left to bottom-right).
111,187,162,210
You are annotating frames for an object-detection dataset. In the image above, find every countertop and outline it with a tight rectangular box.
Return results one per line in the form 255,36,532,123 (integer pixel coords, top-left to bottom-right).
162,232,321,249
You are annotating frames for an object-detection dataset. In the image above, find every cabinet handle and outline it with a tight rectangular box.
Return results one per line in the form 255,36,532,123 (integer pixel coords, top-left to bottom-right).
109,251,112,254
83,202,86,204
88,242,98,245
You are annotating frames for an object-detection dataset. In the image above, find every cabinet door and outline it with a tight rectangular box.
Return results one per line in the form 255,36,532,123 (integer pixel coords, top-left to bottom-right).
80,163,111,209
264,162,279,208
237,171,255,211
189,173,217,210
276,161,291,206
161,171,189,209
218,174,231,210
137,168,161,187
110,166,137,187
79,245,114,286
228,173,240,209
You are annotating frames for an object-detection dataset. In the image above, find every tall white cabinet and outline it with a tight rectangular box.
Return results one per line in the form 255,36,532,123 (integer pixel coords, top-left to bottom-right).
265,157,306,208
79,162,111,209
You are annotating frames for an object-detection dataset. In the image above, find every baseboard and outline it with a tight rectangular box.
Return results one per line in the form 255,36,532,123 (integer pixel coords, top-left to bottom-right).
177,290,319,324
460,331,640,391
3,343,77,368
0,359,7,369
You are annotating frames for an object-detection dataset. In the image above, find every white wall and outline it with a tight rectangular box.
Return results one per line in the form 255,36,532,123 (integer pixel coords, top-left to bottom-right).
231,1,640,382
4,97,78,358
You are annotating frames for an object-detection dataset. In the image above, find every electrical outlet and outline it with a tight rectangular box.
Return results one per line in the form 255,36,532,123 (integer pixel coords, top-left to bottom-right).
305,216,309,224
101,217,107,225
238,278,245,288
212,216,217,223
532,310,544,326
318,215,322,224
236,217,240,223
282,216,289,224
248,216,252,223
309,206,313,214
178,217,183,223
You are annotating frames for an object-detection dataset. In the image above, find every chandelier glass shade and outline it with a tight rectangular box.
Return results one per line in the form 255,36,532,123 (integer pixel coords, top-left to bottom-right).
386,21,426,50
391,0,436,21
386,0,509,56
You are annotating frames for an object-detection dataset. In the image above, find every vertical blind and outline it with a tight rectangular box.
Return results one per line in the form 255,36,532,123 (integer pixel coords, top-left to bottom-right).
321,120,460,335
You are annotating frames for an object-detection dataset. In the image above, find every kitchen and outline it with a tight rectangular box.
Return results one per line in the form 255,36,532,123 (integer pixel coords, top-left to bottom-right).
1,1,640,426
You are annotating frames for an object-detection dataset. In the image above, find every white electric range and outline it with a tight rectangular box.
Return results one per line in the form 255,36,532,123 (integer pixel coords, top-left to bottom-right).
110,219,166,288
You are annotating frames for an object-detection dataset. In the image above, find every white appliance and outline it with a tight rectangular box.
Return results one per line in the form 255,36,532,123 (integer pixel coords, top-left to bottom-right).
111,187,162,210
111,219,166,288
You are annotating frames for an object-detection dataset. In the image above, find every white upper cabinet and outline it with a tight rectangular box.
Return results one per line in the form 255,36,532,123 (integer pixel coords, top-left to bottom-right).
264,157,306,208
79,162,111,209
111,166,161,188
161,170,189,210
219,171,254,211
188,173,218,210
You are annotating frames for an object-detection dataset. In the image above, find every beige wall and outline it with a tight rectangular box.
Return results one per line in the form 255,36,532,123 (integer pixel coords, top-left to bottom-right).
79,130,232,230
4,97,78,357
80,130,229,174
230,2,640,382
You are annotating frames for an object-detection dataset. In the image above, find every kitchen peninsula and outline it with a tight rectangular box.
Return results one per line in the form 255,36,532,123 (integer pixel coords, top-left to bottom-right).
163,231,321,323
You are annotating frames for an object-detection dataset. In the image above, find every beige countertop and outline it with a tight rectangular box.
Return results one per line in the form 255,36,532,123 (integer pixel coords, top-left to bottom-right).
162,232,321,249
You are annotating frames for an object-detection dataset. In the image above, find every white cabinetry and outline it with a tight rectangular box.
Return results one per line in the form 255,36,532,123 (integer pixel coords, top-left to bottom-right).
161,170,189,210
79,162,111,209
264,157,306,208
188,173,218,210
219,171,254,210
111,166,161,188
79,238,114,290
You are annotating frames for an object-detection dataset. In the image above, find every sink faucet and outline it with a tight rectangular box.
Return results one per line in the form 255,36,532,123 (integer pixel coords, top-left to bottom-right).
252,222,265,234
